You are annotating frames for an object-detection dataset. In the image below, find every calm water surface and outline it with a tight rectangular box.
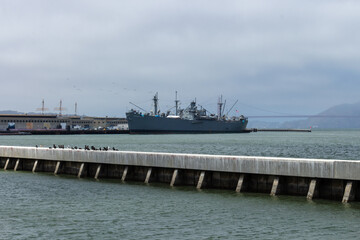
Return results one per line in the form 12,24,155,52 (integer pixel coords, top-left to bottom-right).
1,130,360,239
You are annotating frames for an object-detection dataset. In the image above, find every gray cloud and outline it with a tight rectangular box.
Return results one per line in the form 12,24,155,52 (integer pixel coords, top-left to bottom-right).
0,0,359,117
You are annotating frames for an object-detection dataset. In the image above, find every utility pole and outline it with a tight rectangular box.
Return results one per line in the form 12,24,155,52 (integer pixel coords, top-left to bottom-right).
36,99,49,115
54,100,67,116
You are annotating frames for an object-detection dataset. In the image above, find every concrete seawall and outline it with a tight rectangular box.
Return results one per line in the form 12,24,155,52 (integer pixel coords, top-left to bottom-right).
1,146,359,202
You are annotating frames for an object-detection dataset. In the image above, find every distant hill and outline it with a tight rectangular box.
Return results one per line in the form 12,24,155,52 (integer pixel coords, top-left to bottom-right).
0,110,90,117
0,110,24,114
0,110,59,115
281,102,360,129
247,120,282,129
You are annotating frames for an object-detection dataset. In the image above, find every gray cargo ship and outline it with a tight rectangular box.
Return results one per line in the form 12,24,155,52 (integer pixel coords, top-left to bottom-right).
126,93,248,134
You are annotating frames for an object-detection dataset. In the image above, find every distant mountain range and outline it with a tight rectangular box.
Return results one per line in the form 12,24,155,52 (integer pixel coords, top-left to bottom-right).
246,102,360,129
0,110,55,115
0,110,23,114
281,102,360,129
0,110,80,116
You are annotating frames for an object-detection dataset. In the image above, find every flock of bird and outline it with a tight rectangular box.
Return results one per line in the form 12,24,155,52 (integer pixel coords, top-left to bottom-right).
36,144,119,151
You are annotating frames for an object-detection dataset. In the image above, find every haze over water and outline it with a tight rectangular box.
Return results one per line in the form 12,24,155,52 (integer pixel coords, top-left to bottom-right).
1,130,360,239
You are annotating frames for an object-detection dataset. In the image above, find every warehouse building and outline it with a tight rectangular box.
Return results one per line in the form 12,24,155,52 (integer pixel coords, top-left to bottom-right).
0,114,127,131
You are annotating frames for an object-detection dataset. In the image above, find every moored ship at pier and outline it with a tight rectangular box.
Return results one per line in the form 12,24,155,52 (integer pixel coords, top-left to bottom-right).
126,93,248,134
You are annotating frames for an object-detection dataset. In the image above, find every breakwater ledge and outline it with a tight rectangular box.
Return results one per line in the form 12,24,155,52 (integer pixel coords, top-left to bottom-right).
1,145,359,203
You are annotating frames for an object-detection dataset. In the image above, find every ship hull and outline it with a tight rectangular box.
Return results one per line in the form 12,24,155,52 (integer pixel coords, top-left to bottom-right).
126,112,248,134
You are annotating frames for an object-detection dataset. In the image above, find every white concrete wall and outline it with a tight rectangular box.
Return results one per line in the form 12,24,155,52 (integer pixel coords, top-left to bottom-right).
0,146,359,180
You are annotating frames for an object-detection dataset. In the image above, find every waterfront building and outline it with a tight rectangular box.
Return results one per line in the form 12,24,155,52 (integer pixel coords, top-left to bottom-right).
0,114,127,131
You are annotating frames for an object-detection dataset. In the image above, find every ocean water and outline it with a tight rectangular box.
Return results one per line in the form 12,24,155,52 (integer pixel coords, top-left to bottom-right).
1,130,360,239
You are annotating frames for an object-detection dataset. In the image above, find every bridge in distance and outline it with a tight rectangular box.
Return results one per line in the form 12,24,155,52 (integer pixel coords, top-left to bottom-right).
247,115,360,118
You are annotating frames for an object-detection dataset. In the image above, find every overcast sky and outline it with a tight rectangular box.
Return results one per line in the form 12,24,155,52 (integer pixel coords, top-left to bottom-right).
1,0,359,117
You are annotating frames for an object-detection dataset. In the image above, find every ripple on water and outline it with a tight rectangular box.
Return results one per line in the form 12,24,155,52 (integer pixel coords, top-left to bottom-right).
1,172,360,239
1,130,360,239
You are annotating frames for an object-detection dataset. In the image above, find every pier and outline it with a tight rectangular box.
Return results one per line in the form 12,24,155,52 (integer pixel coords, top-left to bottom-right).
0,146,359,202
247,128,312,133
0,129,129,135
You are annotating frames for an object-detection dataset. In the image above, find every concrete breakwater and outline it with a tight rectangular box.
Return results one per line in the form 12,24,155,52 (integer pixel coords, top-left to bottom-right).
0,146,359,203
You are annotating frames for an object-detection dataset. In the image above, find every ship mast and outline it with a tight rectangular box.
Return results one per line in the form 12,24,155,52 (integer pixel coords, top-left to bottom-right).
175,91,180,116
75,102,78,116
153,92,159,115
217,95,223,120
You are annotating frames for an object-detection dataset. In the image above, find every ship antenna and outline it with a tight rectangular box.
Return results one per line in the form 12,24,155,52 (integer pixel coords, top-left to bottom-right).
175,91,180,116
153,92,159,115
